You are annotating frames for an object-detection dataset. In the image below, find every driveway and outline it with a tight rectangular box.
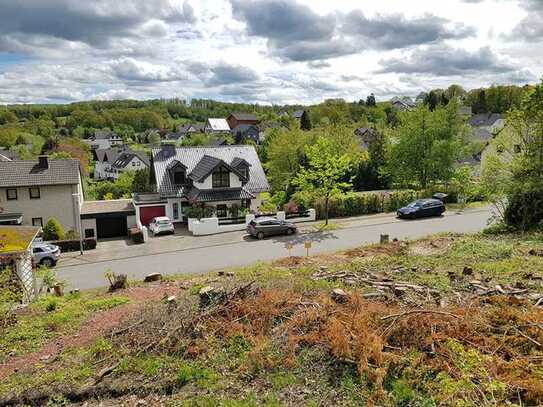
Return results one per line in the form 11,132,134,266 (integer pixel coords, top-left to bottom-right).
58,207,493,290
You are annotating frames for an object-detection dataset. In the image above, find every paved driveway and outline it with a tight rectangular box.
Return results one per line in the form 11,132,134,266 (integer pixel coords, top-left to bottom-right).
58,208,493,290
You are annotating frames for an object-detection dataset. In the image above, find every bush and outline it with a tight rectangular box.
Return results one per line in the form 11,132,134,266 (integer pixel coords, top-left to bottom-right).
504,190,543,230
283,200,299,214
42,218,65,241
129,227,144,244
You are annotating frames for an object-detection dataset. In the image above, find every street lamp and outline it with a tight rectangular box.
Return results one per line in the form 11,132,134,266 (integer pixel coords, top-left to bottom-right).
72,193,83,255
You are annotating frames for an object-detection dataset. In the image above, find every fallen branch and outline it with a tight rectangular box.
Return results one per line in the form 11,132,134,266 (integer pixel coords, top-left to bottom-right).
381,309,462,321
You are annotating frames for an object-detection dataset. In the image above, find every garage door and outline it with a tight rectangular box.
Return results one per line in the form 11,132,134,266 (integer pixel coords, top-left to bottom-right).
140,205,166,226
96,216,128,239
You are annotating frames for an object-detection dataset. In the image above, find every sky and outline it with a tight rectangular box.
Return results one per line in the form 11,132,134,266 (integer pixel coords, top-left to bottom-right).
0,0,541,105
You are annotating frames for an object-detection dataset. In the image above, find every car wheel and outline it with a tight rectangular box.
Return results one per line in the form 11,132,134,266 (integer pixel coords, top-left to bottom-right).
40,258,55,268
257,232,265,240
286,228,295,235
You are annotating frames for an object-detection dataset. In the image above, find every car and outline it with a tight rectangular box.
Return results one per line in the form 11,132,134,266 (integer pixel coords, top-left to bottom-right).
397,199,445,219
32,242,61,267
149,216,175,235
247,217,297,239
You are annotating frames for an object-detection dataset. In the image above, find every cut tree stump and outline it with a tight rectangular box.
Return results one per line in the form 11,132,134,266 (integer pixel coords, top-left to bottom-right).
143,273,162,283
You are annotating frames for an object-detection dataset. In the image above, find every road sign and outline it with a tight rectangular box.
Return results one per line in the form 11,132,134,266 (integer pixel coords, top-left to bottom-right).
304,241,312,256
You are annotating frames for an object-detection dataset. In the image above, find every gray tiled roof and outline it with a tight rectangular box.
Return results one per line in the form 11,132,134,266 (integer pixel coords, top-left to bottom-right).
95,148,120,163
292,110,305,119
469,113,504,127
188,155,223,182
230,112,257,121
187,187,255,203
112,151,149,169
152,145,270,198
81,199,135,215
231,157,251,168
0,159,81,187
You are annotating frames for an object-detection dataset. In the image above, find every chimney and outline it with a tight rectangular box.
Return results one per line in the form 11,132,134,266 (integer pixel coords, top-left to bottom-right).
38,155,49,169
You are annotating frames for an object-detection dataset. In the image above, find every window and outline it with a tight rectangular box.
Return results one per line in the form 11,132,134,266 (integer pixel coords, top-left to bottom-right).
32,247,43,254
173,169,186,185
172,202,179,220
238,166,249,180
32,217,43,227
29,187,40,199
212,166,230,188
6,188,17,200
216,204,227,218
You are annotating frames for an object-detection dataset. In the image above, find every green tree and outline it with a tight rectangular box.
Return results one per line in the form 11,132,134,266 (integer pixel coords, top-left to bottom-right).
42,218,65,241
300,110,312,130
0,110,17,125
387,102,465,188
132,168,151,193
293,136,353,225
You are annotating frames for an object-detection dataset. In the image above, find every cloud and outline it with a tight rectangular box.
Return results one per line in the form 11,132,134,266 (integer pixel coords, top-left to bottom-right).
207,62,260,85
342,11,475,50
377,45,518,76
308,61,331,69
0,0,196,55
507,0,543,43
230,0,476,61
109,57,187,82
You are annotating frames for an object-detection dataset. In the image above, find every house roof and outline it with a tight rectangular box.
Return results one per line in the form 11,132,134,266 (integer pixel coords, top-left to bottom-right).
112,151,149,169
229,112,257,121
95,148,120,163
81,199,135,216
231,157,251,168
177,123,204,133
187,187,255,203
0,158,81,187
471,128,494,142
207,137,228,146
469,113,504,127
152,145,270,197
232,124,259,134
206,118,230,131
0,226,40,254
93,130,120,140
391,96,416,108
188,155,224,182
292,110,305,119
0,149,18,161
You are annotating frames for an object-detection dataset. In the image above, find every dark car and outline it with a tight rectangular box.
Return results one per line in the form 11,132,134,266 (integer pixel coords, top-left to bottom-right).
397,199,445,219
247,217,297,239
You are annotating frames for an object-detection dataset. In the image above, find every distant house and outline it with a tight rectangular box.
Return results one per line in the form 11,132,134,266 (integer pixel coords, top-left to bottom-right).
354,128,378,150
205,118,231,134
231,124,261,144
292,110,306,120
0,148,18,162
207,137,229,147
227,113,259,129
176,123,204,135
391,96,416,111
458,106,473,117
0,156,83,232
133,145,270,225
84,130,123,150
94,148,149,180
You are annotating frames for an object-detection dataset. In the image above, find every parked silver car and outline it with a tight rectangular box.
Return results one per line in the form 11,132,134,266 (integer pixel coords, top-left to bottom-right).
247,217,297,239
149,216,175,236
32,242,61,267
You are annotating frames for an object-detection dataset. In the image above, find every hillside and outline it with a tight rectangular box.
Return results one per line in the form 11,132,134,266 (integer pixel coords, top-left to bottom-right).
1,231,542,406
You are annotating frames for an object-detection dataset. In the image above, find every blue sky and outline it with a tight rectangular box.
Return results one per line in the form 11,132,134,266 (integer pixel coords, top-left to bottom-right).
0,0,541,105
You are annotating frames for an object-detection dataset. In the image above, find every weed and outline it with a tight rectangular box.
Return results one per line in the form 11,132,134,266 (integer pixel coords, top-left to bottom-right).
176,362,216,386
43,296,58,312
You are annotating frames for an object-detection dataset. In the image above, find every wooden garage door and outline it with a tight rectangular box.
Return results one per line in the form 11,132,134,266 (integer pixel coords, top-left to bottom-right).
96,216,127,239
140,205,166,226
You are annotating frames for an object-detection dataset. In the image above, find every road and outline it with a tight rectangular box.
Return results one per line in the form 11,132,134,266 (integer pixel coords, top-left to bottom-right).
58,208,492,290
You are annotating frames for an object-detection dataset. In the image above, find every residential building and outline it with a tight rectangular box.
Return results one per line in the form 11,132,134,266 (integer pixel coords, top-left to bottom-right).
231,124,261,144
205,118,231,134
134,145,270,225
0,148,18,162
391,96,416,111
0,156,83,232
94,148,149,180
354,127,378,150
226,113,258,129
84,130,123,150
81,199,137,240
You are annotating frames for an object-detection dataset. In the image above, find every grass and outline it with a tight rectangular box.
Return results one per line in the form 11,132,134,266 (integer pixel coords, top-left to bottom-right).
2,231,543,406
0,292,129,361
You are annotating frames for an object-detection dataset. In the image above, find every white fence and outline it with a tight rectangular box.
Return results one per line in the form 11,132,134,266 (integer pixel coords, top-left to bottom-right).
188,209,316,236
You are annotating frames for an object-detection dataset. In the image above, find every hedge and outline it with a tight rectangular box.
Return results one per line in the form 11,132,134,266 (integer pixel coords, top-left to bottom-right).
51,238,97,252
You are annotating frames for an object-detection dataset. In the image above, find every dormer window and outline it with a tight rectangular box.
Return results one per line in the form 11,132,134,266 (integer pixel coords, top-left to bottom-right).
173,168,186,185
212,166,230,188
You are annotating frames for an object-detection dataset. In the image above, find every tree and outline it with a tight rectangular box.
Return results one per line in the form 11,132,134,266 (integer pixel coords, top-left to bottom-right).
482,80,543,230
387,102,465,189
366,93,376,107
132,168,151,193
293,136,353,225
300,110,312,130
42,218,65,241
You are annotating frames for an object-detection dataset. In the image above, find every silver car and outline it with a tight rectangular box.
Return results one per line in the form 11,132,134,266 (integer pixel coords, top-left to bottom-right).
32,242,61,267
149,216,175,236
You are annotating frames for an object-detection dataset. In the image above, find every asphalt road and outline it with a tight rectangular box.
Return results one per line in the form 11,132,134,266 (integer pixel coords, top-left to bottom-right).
58,208,492,290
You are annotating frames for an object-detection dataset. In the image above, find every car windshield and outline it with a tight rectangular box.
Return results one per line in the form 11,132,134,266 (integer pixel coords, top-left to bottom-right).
158,220,170,225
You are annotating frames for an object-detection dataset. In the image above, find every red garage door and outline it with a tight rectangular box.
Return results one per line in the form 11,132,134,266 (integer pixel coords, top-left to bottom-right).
140,205,166,226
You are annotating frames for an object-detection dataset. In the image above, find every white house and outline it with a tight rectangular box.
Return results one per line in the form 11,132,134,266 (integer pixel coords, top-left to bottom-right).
133,145,270,225
204,118,231,134
84,131,123,150
94,149,149,180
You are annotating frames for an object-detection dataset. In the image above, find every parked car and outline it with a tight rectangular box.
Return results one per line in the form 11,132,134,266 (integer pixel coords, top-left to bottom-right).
247,217,297,239
397,199,446,219
149,216,175,235
32,242,61,267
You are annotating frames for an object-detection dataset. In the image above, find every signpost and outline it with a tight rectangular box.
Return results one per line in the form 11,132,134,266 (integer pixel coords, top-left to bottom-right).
304,241,312,257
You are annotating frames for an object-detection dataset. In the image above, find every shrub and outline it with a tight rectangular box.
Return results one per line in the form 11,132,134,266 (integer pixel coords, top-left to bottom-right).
51,238,96,252
504,190,543,230
283,200,299,214
42,218,65,241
